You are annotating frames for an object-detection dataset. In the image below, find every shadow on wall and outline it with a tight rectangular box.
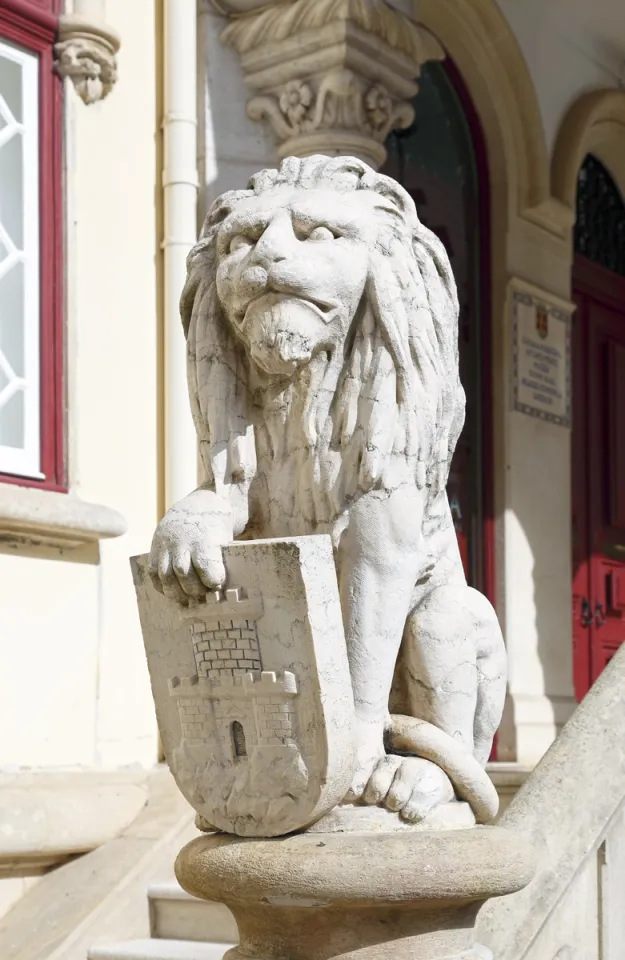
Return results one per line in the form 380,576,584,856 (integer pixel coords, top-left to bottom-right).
497,480,574,764
196,5,277,220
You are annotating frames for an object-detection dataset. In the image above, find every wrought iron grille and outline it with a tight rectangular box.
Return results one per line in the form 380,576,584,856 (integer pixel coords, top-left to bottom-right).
575,154,625,278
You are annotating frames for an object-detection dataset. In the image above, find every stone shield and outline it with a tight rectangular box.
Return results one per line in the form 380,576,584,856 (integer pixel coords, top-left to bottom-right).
131,535,355,837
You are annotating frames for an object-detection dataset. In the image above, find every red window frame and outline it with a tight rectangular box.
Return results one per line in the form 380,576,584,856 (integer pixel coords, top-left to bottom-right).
445,58,495,610
0,0,65,491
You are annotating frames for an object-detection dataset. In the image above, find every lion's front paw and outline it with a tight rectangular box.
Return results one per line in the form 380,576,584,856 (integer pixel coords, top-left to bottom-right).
362,755,455,823
148,505,229,604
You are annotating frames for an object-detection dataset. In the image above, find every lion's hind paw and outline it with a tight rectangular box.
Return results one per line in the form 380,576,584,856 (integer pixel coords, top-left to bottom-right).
362,754,455,823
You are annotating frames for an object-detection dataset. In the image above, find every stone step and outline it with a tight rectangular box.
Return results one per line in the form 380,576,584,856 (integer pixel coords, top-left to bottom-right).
88,938,230,960
486,762,533,819
148,879,238,943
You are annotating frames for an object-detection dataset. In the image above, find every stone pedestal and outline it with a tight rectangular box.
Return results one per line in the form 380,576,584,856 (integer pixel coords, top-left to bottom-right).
175,824,535,960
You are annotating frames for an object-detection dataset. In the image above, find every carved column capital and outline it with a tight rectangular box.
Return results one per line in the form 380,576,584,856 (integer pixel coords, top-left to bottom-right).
55,14,120,105
220,0,444,169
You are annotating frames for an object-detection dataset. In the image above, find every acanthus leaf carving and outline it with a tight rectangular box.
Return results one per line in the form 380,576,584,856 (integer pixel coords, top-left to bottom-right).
221,0,443,64
220,0,441,169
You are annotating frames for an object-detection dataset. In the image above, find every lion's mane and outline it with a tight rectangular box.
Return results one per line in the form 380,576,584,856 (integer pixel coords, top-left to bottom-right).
180,155,464,529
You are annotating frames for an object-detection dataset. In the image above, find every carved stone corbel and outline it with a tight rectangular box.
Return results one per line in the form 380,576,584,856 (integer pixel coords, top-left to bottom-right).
55,13,120,105
220,0,444,169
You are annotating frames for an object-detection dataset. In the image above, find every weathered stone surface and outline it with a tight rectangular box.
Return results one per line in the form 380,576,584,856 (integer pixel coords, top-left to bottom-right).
175,826,536,960
0,482,126,549
477,644,625,960
0,770,147,877
129,154,533,960
0,768,193,960
144,155,507,829
133,536,354,837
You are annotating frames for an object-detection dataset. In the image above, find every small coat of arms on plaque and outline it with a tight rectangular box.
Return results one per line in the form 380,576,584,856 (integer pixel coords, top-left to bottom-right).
536,306,549,339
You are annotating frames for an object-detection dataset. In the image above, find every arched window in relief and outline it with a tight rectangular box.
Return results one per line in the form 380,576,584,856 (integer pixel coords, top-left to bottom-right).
575,154,625,277
383,61,491,594
231,721,247,759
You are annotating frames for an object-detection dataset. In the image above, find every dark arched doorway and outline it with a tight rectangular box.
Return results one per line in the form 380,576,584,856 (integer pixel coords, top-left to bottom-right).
382,60,492,597
572,154,625,700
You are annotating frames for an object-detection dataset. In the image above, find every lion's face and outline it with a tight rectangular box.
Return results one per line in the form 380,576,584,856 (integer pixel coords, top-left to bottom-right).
214,186,382,377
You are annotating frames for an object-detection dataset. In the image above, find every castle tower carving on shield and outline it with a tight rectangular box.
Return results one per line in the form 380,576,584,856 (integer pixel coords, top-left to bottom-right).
167,587,299,765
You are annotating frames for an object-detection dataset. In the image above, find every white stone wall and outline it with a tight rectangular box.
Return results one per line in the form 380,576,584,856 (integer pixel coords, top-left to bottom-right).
0,0,160,772
65,0,161,768
497,0,624,151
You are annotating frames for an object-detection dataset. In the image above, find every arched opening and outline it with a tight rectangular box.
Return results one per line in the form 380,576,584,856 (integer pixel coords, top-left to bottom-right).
574,156,625,277
231,720,248,758
382,59,493,597
572,154,625,700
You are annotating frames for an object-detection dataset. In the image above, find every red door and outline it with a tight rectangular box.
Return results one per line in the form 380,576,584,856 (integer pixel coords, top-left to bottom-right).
572,256,625,699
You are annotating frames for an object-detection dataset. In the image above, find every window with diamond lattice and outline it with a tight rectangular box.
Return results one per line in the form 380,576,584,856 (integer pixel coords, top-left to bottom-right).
575,154,625,278
0,39,40,477
0,1,63,489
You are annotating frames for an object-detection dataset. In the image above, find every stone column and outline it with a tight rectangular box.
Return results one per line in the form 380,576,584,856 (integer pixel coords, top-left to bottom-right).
215,0,444,169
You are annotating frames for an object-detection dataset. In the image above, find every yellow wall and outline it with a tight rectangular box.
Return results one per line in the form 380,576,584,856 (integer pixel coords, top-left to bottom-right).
0,0,161,769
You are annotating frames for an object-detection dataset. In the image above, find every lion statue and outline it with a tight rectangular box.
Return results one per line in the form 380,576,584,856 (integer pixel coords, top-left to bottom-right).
149,155,506,823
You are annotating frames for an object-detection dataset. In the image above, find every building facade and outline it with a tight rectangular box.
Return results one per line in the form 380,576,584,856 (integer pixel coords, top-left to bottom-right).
0,0,624,917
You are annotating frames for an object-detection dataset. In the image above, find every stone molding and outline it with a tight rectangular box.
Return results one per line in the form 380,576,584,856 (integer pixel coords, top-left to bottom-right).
0,768,193,959
552,89,625,212
0,482,127,550
211,0,280,13
176,827,536,959
477,645,625,959
54,13,120,105
220,0,444,169
0,770,147,878
418,0,557,235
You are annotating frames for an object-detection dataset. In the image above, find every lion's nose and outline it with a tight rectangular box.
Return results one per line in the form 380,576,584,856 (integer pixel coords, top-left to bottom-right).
252,215,296,267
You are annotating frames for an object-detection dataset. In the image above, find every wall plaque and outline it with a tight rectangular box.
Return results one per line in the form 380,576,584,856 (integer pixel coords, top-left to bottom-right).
511,282,572,428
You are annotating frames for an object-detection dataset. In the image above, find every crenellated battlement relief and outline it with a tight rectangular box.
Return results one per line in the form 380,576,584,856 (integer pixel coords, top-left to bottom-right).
181,586,264,624
242,669,297,697
167,585,301,765
169,667,300,757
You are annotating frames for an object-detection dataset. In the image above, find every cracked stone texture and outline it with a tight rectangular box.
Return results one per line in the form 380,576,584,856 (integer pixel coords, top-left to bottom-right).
144,155,507,834
132,537,354,837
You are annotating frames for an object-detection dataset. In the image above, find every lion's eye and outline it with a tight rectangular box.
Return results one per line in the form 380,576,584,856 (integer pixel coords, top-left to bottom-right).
306,226,336,242
229,234,254,254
